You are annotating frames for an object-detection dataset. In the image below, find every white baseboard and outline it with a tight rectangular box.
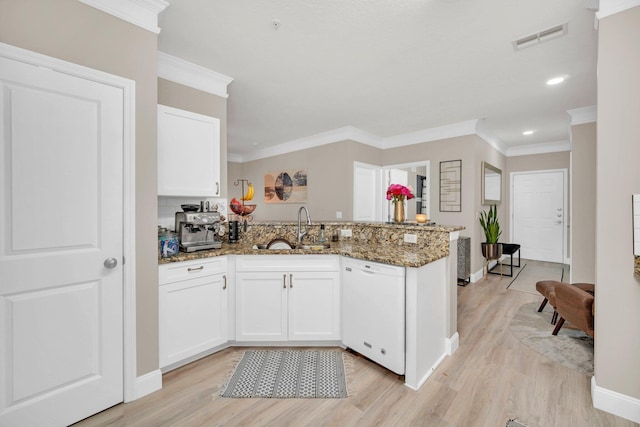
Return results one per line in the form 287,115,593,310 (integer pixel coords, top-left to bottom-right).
129,369,162,402
592,376,640,423
404,352,447,391
445,332,459,355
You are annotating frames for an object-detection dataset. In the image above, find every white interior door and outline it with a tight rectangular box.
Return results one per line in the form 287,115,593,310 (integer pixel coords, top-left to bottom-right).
0,53,124,426
353,162,381,221
511,170,566,263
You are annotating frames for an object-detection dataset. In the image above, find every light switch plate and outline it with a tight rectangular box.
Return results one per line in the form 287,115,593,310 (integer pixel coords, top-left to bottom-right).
341,229,352,237
404,233,417,244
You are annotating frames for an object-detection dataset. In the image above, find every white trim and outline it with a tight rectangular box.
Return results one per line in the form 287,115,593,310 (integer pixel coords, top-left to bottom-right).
157,52,234,99
445,332,459,355
596,0,640,19
238,126,382,162
234,120,479,162
133,370,162,400
592,376,640,423
476,119,508,155
568,105,597,125
229,118,578,162
470,268,485,283
510,169,568,264
448,231,460,242
79,0,169,34
0,42,139,404
506,140,571,157
382,119,479,149
403,352,447,391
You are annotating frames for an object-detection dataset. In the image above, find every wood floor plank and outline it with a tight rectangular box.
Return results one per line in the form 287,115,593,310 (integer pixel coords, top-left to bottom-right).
74,272,638,427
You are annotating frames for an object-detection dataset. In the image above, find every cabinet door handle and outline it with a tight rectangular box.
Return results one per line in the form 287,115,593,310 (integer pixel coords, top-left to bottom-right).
222,274,227,290
216,182,220,195
290,273,293,288
283,274,287,289
187,266,204,272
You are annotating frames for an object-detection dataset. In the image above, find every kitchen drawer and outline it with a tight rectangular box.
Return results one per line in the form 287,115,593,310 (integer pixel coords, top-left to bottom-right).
159,257,227,285
235,255,339,272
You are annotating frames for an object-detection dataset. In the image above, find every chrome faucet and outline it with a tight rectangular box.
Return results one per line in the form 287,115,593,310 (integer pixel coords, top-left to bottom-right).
297,206,312,243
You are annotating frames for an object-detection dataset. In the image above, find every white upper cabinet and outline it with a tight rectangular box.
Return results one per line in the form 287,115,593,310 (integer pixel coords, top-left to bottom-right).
157,104,221,197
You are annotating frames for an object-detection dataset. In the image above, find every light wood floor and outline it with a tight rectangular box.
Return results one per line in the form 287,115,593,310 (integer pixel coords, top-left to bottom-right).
75,274,638,427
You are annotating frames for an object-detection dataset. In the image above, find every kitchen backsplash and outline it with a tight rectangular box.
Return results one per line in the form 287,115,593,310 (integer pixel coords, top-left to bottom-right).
158,196,228,231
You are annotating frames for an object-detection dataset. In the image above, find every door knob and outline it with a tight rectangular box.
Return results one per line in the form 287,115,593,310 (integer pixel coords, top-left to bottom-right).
104,257,118,269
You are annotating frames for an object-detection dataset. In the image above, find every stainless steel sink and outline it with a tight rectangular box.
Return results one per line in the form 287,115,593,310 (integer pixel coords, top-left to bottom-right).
295,243,331,250
254,240,330,250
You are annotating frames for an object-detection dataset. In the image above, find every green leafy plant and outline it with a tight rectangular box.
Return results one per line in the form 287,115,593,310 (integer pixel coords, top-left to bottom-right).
479,204,501,244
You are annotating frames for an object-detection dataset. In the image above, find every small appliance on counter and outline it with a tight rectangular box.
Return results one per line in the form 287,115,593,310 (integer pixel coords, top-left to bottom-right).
175,211,223,252
158,228,179,258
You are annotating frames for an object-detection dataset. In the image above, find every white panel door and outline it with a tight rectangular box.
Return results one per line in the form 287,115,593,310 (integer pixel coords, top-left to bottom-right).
353,163,380,221
159,273,228,368
235,272,288,341
158,105,221,197
512,171,565,263
288,271,340,341
0,54,123,426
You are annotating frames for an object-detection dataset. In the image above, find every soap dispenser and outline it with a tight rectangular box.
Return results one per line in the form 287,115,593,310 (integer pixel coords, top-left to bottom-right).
318,224,327,243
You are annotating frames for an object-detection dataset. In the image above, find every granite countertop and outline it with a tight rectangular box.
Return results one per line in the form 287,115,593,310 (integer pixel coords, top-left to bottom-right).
158,240,449,268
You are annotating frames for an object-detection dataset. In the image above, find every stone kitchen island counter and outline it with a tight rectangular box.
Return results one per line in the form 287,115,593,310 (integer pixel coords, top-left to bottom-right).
159,221,464,268
158,221,464,391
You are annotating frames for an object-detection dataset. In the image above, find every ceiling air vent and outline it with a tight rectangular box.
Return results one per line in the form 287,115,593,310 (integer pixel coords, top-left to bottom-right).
512,22,568,51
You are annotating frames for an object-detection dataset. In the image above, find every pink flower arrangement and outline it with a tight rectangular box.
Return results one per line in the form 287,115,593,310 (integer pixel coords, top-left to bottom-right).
386,184,415,203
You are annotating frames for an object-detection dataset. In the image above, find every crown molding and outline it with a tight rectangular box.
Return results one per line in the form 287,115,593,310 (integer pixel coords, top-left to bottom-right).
79,0,168,34
236,126,382,163
157,52,234,99
382,120,479,149
596,0,640,19
506,140,571,157
568,105,597,125
475,119,508,155
228,119,574,162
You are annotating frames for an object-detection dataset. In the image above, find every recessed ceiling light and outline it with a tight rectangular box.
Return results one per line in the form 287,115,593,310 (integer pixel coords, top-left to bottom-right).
547,76,565,85
523,130,535,136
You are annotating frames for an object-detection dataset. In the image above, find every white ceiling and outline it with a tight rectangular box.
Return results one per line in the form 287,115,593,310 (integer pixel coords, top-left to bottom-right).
158,0,598,160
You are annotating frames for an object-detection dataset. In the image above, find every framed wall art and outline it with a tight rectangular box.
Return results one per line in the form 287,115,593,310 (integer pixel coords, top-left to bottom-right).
440,160,461,212
264,169,308,203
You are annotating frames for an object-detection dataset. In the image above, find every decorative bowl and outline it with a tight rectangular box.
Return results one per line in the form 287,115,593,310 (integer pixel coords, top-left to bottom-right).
181,204,200,212
230,203,256,216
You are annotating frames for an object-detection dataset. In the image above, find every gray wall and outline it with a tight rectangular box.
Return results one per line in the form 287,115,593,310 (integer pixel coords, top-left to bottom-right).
230,134,506,275
229,140,381,222
0,0,160,376
596,6,640,401
570,122,596,283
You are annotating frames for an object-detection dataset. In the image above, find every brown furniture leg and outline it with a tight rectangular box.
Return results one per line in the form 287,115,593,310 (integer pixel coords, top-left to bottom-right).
552,317,565,335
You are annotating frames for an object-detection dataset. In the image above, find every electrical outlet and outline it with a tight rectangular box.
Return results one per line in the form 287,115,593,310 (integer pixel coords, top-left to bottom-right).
341,229,352,237
404,233,417,244
336,211,342,219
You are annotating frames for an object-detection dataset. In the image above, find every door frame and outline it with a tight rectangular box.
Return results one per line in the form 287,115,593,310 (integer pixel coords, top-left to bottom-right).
509,168,569,264
0,43,140,402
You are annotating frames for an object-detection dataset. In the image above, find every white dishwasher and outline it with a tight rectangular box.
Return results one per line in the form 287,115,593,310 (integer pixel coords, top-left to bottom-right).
342,258,405,375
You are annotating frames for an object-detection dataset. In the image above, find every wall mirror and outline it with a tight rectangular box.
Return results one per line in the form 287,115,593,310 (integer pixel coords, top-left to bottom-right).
481,161,502,205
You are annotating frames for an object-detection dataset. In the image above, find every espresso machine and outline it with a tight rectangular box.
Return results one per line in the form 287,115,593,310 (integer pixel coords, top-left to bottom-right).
175,211,222,252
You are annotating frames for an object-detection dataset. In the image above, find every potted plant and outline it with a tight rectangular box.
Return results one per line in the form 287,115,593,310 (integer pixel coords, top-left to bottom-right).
479,204,502,259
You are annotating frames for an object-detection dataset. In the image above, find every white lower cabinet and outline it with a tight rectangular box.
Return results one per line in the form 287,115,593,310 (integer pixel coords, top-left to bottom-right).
235,255,340,342
159,257,228,368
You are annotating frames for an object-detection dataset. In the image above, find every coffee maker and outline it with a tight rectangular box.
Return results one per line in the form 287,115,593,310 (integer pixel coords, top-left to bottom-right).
174,211,222,252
